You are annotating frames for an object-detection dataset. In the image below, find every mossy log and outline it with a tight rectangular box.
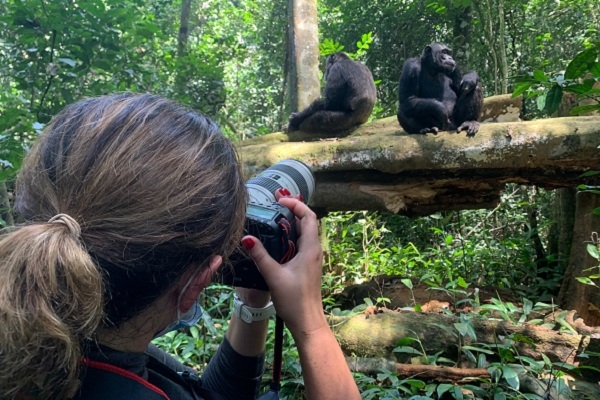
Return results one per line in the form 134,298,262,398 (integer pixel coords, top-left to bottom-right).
328,310,598,371
236,115,600,216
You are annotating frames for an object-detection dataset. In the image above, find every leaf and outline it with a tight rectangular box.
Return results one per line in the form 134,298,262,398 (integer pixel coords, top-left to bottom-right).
580,170,600,177
396,337,419,346
436,383,453,397
462,345,494,355
512,81,533,97
452,386,464,400
454,322,469,336
565,48,598,79
403,379,426,389
590,62,600,77
536,93,547,111
562,78,596,95
543,85,563,114
57,57,76,67
576,277,597,286
477,353,487,368
587,243,600,260
393,346,423,355
443,235,453,245
570,104,600,115
501,365,519,390
432,323,458,337
457,277,468,288
522,298,533,315
401,278,413,289
533,70,547,82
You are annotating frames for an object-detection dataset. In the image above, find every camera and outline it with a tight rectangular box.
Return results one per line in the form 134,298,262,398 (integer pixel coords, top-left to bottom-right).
214,159,316,291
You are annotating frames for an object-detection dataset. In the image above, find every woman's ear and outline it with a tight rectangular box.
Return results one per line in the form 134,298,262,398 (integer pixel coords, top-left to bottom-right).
179,255,223,312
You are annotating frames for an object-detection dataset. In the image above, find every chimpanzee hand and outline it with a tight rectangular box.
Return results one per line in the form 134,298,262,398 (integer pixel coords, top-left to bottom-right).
459,71,479,96
457,121,480,137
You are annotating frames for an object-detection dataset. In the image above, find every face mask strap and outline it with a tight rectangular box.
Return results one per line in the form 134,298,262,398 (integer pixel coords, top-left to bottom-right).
176,270,199,320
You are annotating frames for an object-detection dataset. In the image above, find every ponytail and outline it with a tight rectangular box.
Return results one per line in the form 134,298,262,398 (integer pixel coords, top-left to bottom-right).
0,218,103,399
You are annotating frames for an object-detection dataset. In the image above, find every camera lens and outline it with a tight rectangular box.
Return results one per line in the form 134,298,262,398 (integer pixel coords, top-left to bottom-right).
246,159,315,205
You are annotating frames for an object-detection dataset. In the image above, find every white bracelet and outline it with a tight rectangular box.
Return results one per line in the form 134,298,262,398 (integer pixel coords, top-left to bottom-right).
233,294,276,324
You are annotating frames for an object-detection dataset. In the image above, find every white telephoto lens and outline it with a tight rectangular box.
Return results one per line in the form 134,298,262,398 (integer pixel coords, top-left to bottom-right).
246,159,315,205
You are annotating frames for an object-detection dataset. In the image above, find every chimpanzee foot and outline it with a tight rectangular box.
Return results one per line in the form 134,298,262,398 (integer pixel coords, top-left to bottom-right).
419,127,440,134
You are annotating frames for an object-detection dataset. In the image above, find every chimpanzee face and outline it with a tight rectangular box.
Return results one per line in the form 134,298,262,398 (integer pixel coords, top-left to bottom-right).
424,43,456,74
437,46,455,72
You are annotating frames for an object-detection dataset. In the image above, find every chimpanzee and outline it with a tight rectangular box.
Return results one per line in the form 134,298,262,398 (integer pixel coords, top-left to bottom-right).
397,42,483,136
288,52,377,134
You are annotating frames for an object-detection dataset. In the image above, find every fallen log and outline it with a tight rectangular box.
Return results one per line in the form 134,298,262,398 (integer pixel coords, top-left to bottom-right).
329,310,596,368
237,116,600,216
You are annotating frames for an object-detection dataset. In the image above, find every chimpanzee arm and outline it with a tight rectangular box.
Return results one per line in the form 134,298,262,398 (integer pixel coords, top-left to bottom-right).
399,59,447,119
453,70,483,136
459,71,480,97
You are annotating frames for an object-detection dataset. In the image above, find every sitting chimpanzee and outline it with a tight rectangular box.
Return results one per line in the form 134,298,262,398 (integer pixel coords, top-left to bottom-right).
397,42,483,136
288,52,377,134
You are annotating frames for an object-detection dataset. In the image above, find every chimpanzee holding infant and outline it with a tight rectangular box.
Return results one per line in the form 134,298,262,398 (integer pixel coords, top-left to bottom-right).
397,42,483,136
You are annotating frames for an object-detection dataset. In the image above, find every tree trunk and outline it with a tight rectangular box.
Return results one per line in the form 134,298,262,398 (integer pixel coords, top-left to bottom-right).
175,0,192,98
287,0,320,111
178,0,192,57
497,0,508,94
451,5,473,70
475,0,499,94
548,188,576,280
558,191,600,325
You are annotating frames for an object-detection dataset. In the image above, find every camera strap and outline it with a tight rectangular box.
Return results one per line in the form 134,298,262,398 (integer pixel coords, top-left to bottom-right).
276,218,295,263
256,316,285,400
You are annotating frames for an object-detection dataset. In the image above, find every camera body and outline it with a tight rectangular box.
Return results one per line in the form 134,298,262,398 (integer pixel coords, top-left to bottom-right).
218,202,297,290
214,159,315,291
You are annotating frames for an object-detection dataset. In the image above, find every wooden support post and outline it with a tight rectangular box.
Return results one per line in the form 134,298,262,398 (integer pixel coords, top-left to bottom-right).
287,0,320,111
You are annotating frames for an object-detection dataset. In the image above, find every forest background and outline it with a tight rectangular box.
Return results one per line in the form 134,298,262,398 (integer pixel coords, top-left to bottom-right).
1,0,600,399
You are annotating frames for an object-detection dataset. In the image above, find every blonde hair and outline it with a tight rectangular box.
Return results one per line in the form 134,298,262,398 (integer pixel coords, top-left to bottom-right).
0,93,246,399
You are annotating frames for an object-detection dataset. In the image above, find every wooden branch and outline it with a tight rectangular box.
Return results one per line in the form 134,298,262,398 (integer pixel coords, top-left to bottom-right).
346,357,490,382
237,116,600,216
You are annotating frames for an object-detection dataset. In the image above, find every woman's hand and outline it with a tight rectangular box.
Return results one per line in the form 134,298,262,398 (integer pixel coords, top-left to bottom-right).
241,197,360,400
240,197,325,334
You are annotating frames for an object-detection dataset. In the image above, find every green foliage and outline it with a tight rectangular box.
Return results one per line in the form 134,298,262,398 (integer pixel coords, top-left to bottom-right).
513,43,600,116
575,237,600,288
322,185,560,302
1,1,598,398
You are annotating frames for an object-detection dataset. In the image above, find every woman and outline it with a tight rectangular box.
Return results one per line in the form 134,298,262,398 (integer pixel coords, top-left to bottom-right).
0,94,360,400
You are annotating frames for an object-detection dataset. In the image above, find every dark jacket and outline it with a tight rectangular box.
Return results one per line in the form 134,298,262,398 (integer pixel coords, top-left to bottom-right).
74,338,265,400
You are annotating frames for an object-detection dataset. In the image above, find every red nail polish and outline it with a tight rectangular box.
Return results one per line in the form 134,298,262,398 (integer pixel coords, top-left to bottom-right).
298,194,304,202
241,237,255,251
280,188,291,196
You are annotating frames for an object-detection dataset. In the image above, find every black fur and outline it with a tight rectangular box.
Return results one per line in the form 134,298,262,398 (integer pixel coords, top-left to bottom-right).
288,52,377,133
397,42,483,136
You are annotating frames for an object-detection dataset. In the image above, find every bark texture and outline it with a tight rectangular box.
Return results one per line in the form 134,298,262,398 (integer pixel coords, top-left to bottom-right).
329,310,598,370
287,0,320,111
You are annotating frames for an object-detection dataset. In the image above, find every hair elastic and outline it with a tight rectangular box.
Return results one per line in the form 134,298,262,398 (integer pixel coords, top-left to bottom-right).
48,214,81,237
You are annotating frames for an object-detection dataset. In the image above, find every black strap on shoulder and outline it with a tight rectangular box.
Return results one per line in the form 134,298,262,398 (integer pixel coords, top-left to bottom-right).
146,349,229,400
